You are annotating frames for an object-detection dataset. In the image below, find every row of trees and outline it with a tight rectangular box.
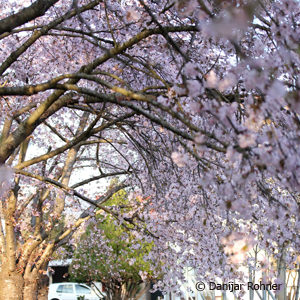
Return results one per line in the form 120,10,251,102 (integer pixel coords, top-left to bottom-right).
0,0,299,299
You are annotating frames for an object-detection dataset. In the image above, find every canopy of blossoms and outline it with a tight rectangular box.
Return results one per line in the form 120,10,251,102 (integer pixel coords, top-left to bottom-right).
0,0,299,299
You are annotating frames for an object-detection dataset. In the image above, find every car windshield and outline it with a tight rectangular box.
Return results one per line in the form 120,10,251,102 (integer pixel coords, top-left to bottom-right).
76,285,91,294
56,284,74,293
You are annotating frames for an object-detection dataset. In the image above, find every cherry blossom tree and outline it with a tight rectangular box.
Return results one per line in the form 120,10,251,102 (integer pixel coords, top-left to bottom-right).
0,0,299,299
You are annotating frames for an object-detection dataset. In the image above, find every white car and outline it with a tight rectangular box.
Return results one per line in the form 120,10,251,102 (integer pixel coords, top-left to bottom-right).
48,282,102,300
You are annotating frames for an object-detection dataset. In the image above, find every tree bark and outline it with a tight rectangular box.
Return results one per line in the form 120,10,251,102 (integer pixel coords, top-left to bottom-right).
0,0,60,35
277,250,287,300
0,271,43,300
23,274,39,300
111,288,122,300
0,255,50,300
37,273,49,300
0,265,24,300
37,285,49,300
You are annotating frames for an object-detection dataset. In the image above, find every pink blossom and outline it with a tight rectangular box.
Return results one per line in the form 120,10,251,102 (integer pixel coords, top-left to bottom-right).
267,80,286,100
187,80,203,97
226,146,242,163
218,73,237,91
0,165,14,199
205,71,218,88
184,62,198,78
139,271,148,281
175,0,198,16
194,132,205,144
221,232,255,264
238,132,256,148
125,8,140,22
171,152,188,167
189,102,201,113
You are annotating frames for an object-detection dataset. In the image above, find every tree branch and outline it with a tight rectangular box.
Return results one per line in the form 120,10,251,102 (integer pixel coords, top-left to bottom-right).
0,0,60,35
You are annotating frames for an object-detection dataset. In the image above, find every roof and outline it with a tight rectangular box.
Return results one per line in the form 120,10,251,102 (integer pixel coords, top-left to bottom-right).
48,259,72,267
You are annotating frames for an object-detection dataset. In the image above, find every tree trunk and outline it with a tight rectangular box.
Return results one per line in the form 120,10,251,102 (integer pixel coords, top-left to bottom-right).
37,274,49,300
0,263,42,300
37,285,49,300
0,265,24,300
23,274,39,300
277,250,286,300
112,288,122,300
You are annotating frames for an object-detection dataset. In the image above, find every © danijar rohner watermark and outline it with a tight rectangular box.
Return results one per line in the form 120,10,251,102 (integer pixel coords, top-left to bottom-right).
195,281,282,292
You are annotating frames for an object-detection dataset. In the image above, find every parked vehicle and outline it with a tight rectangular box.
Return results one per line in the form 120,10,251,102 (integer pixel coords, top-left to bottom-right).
48,282,102,300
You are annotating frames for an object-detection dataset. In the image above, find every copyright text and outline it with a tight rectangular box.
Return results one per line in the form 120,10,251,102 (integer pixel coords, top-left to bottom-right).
195,281,282,292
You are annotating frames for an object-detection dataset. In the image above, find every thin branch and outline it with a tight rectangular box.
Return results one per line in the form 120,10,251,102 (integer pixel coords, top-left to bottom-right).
71,171,129,189
15,112,134,169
